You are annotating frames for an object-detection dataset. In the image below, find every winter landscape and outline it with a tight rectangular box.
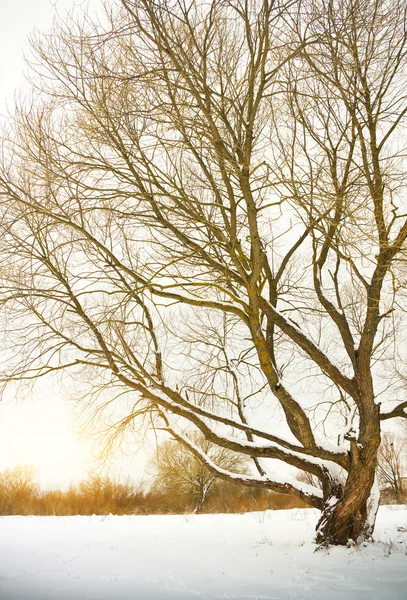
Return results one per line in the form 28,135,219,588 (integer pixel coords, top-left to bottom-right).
1,506,407,600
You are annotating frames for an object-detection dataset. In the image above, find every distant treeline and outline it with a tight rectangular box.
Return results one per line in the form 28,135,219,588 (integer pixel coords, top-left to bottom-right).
0,466,309,516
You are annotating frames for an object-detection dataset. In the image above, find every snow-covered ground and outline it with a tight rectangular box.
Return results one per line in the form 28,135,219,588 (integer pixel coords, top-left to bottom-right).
0,506,406,599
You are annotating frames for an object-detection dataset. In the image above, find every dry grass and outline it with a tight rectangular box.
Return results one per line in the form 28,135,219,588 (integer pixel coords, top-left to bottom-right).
0,466,310,516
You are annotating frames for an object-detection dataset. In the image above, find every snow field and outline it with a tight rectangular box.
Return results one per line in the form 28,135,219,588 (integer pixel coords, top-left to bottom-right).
0,506,406,599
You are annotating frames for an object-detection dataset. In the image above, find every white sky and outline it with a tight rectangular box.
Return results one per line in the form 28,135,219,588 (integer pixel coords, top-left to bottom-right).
0,0,80,114
0,0,151,489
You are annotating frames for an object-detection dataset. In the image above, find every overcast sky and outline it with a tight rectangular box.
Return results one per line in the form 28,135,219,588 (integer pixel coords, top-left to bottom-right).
0,0,149,489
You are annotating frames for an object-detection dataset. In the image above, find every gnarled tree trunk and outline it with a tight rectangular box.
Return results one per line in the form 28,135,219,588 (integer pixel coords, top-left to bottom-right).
316,437,380,545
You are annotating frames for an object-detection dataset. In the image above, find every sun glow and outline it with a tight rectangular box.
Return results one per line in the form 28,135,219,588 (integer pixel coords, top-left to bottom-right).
0,385,92,489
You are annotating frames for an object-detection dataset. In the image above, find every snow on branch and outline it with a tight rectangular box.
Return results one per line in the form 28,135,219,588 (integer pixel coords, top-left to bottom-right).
133,382,349,475
167,428,324,509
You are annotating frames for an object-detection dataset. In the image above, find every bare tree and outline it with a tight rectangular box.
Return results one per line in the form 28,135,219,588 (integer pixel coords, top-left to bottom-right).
377,433,406,501
0,466,38,515
150,433,248,513
1,0,407,545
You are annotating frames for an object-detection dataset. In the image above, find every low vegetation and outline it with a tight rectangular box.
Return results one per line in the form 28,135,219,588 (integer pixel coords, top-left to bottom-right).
0,465,308,516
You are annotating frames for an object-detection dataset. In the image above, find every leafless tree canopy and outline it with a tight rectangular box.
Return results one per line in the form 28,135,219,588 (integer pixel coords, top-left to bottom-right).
377,432,406,500
150,433,248,512
1,0,407,545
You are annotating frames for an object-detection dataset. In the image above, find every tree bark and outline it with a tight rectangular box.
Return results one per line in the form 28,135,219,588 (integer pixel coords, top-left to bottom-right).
316,457,379,545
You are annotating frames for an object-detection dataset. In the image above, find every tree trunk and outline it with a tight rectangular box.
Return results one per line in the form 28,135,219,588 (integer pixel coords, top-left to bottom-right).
194,479,207,514
195,500,204,514
316,463,380,546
